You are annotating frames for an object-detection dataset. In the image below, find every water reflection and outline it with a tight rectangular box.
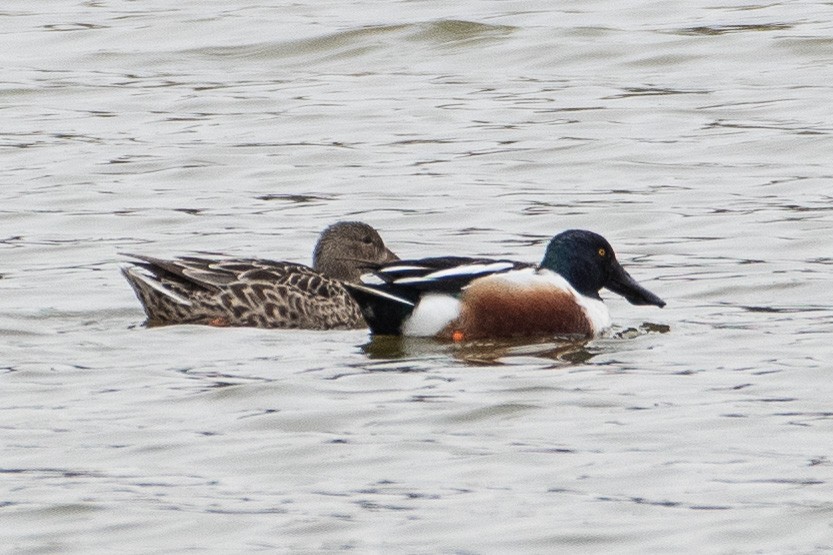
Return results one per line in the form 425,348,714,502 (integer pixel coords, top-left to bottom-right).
360,322,670,365
362,335,588,365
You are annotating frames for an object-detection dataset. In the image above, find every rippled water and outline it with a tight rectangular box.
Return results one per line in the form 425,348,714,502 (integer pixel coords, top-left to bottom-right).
3,1,833,553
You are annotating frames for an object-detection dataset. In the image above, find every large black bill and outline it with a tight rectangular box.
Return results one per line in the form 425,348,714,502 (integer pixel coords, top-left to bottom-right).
605,261,666,307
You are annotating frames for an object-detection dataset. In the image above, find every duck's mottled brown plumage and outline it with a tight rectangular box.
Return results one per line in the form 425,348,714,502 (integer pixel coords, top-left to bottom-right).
121,221,398,329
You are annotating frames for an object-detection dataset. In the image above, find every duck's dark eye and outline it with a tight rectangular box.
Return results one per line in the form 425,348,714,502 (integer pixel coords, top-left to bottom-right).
362,235,373,244
598,247,606,257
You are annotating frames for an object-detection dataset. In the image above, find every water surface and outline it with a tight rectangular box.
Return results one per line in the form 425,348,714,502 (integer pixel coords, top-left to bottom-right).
2,1,832,553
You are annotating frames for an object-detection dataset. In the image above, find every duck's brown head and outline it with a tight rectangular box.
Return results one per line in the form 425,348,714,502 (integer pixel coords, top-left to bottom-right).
312,221,398,283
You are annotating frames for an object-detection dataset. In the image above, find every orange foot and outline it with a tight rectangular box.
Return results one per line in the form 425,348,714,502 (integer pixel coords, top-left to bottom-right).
207,317,231,327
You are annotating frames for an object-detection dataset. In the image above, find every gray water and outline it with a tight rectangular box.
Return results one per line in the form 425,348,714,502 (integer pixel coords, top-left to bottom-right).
2,1,833,553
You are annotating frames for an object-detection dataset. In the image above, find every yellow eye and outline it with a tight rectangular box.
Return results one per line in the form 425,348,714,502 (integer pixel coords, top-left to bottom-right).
598,248,606,257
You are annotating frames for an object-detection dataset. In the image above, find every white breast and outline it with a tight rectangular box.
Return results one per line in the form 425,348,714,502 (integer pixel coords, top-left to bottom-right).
577,295,611,335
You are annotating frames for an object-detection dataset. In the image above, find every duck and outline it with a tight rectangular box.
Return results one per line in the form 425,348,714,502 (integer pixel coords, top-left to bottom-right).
121,221,399,329
344,229,665,340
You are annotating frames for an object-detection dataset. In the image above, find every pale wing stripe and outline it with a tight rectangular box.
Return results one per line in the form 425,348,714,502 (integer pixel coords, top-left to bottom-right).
124,267,193,306
379,264,434,272
395,262,515,284
359,273,386,285
349,284,416,307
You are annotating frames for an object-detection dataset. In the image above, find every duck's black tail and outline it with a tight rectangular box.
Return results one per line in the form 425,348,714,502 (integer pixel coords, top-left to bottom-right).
344,283,418,336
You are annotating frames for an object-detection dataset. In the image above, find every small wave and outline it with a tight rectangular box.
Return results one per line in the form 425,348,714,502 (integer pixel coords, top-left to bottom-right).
672,23,793,36
191,19,516,63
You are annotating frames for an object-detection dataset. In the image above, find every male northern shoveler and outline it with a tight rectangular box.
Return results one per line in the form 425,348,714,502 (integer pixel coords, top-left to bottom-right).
121,221,398,329
345,229,665,340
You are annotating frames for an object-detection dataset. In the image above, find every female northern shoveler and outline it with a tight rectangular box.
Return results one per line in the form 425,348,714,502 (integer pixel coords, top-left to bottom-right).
121,221,398,329
345,229,665,340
